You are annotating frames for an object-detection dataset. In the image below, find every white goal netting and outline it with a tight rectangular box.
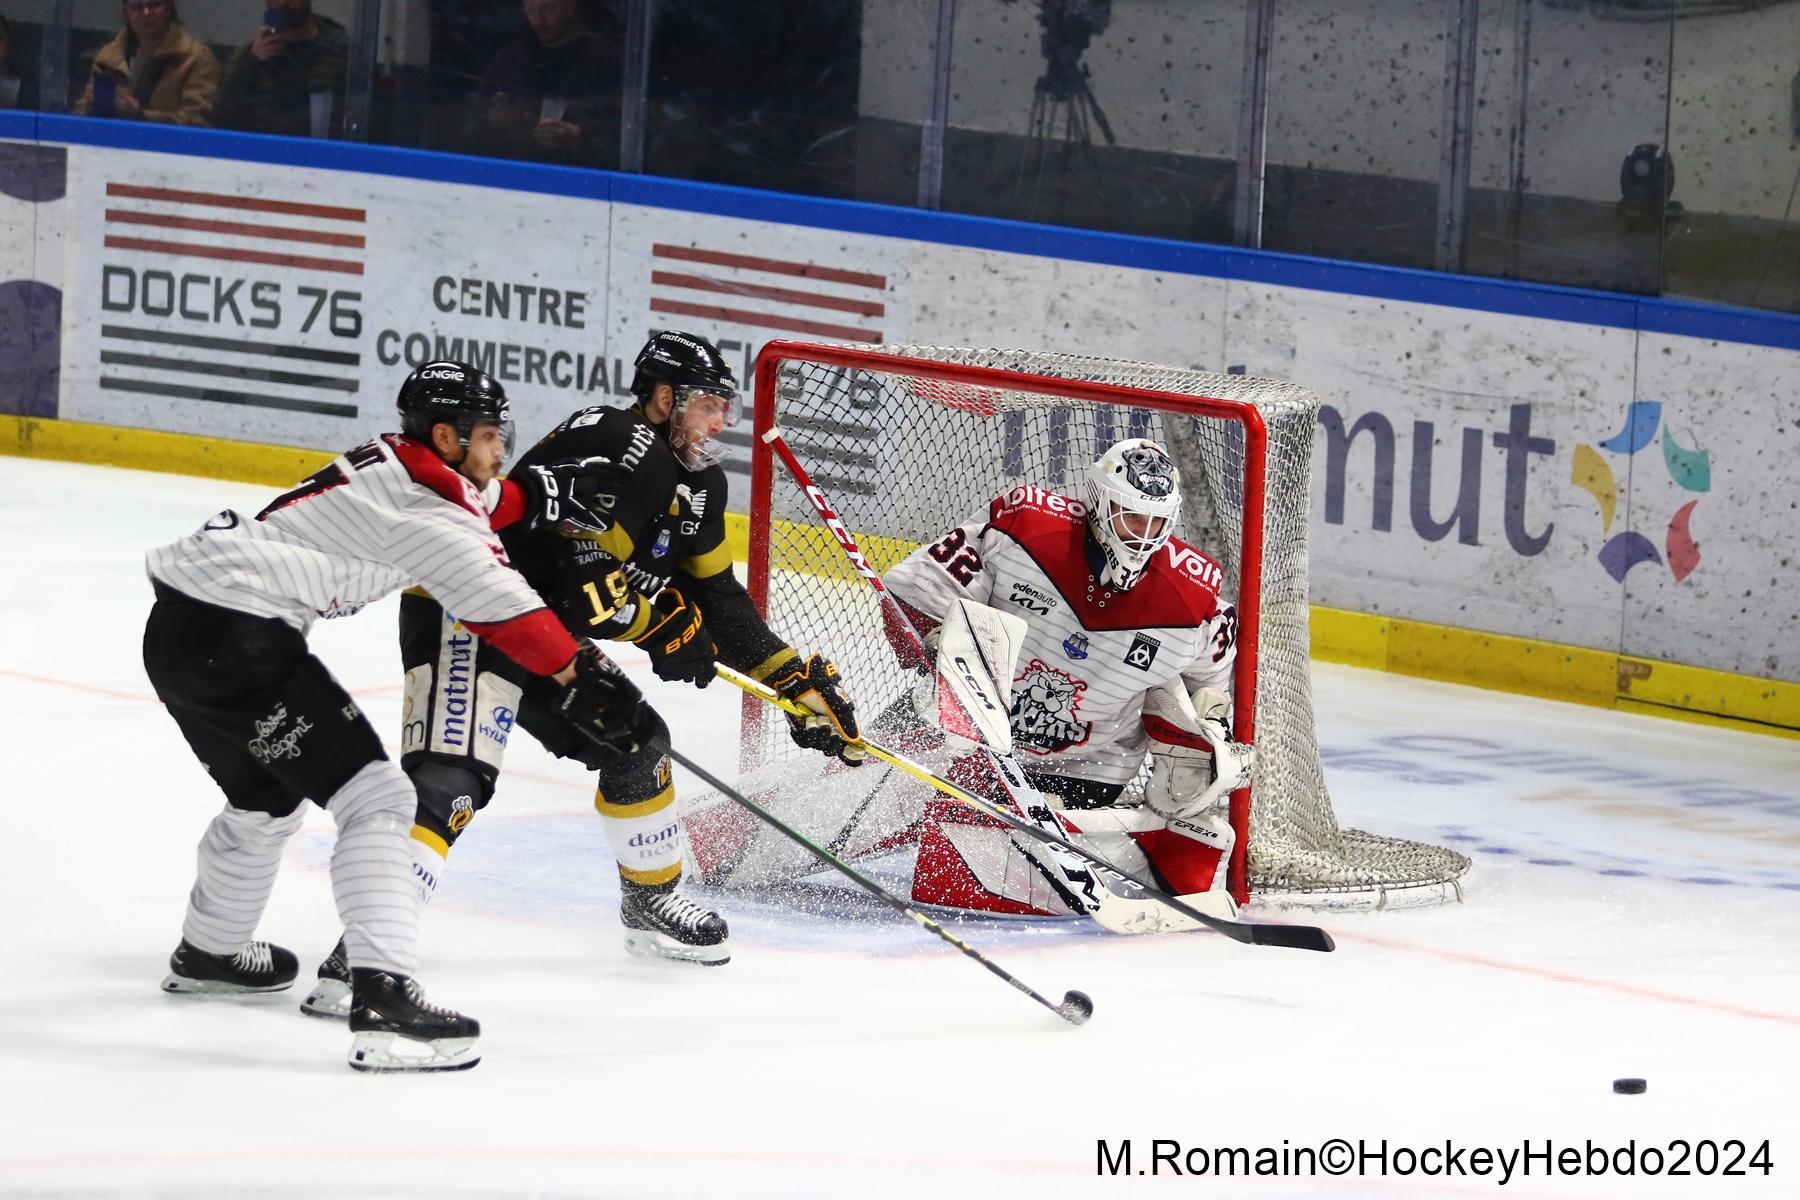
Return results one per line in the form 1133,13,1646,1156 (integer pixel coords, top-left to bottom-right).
747,342,1469,903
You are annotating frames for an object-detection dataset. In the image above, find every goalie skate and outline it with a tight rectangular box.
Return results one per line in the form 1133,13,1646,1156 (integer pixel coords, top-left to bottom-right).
161,938,298,995
299,937,351,1019
347,971,480,1073
620,879,730,965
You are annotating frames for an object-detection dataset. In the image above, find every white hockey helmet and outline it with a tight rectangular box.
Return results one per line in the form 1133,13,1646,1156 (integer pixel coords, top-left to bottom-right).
1086,437,1181,590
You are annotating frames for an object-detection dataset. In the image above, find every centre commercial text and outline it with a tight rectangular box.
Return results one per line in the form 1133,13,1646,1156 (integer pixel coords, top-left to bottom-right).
374,276,755,397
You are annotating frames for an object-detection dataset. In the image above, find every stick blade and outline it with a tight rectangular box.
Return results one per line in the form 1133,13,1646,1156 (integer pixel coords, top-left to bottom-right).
1055,990,1095,1025
1248,923,1335,953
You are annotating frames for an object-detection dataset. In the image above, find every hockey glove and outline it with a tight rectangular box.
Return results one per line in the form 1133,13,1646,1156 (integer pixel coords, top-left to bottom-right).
558,645,655,754
767,653,866,765
515,456,625,537
632,587,715,688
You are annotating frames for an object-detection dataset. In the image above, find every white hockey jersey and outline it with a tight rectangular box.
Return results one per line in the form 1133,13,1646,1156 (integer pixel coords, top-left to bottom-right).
146,434,576,675
885,485,1238,786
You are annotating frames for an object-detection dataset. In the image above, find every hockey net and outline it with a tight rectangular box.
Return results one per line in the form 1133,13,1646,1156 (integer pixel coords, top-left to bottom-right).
744,341,1469,905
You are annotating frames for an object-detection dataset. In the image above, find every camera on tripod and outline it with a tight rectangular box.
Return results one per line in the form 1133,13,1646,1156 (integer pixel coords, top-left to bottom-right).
1035,0,1112,103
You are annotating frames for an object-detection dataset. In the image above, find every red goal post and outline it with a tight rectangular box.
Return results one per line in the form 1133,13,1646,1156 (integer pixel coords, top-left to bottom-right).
743,340,1469,906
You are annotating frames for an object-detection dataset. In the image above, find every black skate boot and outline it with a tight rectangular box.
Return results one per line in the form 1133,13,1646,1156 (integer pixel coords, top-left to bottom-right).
347,969,480,1073
620,878,730,965
161,937,299,994
299,936,351,1019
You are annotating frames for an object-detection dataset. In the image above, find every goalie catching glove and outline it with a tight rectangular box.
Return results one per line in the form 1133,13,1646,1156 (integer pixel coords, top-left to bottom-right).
632,586,715,687
1142,683,1255,823
513,455,624,537
558,645,657,754
763,653,865,765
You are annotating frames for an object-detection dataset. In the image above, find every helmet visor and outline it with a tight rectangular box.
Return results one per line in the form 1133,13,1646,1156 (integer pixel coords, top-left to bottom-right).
670,383,740,468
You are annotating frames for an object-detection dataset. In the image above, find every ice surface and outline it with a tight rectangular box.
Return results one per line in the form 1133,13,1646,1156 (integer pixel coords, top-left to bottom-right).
1,456,1795,1198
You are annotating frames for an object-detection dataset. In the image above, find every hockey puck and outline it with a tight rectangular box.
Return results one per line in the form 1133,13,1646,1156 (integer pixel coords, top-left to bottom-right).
1612,1078,1647,1095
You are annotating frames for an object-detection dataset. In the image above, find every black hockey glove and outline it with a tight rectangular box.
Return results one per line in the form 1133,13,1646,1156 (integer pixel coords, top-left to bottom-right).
766,653,865,765
558,645,656,754
631,586,716,688
514,456,625,537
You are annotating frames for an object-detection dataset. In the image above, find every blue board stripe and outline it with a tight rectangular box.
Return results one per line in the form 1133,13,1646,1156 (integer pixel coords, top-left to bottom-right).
5,110,1796,352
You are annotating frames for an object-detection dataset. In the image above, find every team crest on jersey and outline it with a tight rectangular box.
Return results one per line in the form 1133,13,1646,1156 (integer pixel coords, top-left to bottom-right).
652,529,672,558
1124,632,1162,671
1062,632,1089,660
1009,659,1091,754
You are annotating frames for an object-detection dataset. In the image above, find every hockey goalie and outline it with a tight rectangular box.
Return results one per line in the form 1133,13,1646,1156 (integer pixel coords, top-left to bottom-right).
689,437,1255,930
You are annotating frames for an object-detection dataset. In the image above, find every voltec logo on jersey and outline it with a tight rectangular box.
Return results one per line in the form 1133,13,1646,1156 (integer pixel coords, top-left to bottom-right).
1165,545,1223,591
248,703,314,763
1124,633,1162,671
1010,659,1091,753
1008,582,1057,615
1570,400,1710,583
1063,632,1090,660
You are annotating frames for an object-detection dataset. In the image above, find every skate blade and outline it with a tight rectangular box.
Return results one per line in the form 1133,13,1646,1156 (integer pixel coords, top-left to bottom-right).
347,1031,480,1073
299,978,352,1020
623,930,730,966
161,972,294,995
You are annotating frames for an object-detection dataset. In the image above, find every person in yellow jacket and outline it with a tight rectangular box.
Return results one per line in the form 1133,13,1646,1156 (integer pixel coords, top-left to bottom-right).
75,0,219,126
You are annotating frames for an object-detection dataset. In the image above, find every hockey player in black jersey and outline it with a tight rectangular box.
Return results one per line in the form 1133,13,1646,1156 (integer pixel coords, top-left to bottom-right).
144,359,653,1070
302,332,863,1016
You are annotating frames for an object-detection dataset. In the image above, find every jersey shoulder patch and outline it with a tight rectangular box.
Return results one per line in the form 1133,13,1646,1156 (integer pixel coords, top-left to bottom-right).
987,485,1088,534
385,434,485,518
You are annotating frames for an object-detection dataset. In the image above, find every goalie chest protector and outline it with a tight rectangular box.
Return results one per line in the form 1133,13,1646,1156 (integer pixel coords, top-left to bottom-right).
901,487,1237,784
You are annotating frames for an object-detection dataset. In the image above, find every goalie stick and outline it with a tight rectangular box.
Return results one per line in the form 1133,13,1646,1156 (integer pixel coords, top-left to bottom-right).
757,429,1332,952
721,665,1334,954
570,723,1093,1026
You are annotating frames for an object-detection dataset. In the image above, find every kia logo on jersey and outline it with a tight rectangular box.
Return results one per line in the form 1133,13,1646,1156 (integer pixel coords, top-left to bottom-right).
1124,632,1162,671
1008,582,1056,615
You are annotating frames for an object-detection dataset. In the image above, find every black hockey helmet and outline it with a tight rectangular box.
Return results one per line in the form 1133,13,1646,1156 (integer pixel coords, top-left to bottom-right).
629,330,738,399
396,360,513,451
629,331,740,468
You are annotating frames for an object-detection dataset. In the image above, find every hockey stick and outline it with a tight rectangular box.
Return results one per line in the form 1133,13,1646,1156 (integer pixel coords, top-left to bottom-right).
573,724,1093,1026
721,665,1334,954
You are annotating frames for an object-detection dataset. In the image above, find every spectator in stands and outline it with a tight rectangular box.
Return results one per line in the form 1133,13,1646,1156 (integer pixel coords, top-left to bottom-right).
74,0,220,126
465,0,620,167
213,0,346,138
0,13,28,109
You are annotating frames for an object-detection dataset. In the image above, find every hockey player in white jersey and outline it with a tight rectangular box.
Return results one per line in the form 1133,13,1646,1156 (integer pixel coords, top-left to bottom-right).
143,360,651,1071
884,437,1254,919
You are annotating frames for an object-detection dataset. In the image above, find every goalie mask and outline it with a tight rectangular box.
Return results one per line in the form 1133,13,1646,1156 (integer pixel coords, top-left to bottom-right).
629,331,740,469
1086,438,1181,590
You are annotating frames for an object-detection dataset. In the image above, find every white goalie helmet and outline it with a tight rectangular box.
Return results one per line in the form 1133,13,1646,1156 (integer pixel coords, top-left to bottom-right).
1086,437,1181,590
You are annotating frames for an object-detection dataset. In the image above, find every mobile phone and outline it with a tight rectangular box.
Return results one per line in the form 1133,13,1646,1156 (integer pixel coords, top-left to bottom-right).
92,73,117,117
262,8,288,32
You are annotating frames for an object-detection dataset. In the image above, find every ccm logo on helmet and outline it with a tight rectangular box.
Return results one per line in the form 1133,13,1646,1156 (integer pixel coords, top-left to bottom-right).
420,367,466,382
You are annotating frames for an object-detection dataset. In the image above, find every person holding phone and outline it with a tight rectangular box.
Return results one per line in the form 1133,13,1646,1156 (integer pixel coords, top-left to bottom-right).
463,0,621,166
213,0,346,137
74,0,219,125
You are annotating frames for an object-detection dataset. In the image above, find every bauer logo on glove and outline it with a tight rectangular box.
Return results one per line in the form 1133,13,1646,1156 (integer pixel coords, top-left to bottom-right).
765,652,865,765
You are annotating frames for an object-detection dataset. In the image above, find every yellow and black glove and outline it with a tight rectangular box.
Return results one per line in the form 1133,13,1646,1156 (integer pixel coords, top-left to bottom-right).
632,586,716,687
766,653,865,765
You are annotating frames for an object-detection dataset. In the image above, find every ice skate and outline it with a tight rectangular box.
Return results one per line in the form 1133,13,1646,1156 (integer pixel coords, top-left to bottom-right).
346,970,480,1072
161,938,298,995
620,879,730,965
299,936,351,1019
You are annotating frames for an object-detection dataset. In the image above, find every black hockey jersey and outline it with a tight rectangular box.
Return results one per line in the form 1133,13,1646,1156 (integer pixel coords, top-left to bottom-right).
493,404,791,676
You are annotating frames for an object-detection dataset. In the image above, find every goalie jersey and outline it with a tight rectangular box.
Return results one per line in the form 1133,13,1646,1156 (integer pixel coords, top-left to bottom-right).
885,485,1238,787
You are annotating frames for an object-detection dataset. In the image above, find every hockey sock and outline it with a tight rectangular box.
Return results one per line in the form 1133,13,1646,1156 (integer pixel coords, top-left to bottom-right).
180,802,307,955
408,825,449,908
595,774,683,888
326,761,422,977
